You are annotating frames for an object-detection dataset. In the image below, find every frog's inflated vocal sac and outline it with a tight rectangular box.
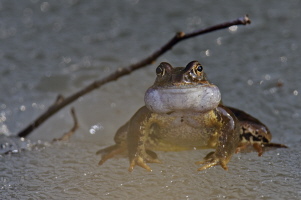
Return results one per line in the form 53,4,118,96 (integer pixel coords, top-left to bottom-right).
97,61,287,172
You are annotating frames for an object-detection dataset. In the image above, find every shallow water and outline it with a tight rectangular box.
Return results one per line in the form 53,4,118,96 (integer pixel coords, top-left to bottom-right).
1,0,301,199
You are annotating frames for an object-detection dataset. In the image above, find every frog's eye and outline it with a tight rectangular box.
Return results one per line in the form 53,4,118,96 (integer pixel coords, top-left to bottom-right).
196,65,203,73
192,64,203,76
156,66,165,76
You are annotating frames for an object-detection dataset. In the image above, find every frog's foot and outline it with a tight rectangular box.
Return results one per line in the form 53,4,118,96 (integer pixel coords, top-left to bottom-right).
128,150,161,172
96,144,126,166
260,142,288,156
253,143,264,156
235,143,265,156
195,151,228,171
236,142,288,156
129,155,152,172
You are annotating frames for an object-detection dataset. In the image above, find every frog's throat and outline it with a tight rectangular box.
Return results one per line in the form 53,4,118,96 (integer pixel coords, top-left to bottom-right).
144,85,221,114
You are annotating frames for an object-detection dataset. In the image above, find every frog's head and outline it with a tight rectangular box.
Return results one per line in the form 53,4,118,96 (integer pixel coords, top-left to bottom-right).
144,61,221,114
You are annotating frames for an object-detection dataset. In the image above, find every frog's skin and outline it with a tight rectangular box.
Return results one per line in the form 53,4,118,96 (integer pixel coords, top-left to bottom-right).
96,61,287,172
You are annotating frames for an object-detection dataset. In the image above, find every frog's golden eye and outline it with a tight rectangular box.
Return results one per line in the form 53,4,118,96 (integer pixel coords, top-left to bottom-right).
192,64,203,76
156,66,165,76
196,65,203,73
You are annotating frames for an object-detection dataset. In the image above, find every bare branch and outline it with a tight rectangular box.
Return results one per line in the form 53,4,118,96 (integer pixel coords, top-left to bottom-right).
17,15,251,138
52,107,79,142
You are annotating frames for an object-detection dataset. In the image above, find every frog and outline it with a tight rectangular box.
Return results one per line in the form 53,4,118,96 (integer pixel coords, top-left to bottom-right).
96,61,287,172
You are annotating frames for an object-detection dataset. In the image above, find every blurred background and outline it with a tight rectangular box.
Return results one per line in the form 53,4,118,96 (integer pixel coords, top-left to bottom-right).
0,0,300,199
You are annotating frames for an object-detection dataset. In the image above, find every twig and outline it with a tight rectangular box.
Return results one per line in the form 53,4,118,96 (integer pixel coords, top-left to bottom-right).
17,15,251,138
52,107,79,142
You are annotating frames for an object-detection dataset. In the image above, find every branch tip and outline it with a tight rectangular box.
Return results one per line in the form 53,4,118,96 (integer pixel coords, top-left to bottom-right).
176,32,185,38
241,15,251,25
51,95,65,109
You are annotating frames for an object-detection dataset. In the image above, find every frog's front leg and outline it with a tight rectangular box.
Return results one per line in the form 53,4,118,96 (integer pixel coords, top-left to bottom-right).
127,106,161,172
196,107,241,171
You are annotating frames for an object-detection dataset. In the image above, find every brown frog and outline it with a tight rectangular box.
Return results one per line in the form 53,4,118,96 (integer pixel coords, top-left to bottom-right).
96,61,287,172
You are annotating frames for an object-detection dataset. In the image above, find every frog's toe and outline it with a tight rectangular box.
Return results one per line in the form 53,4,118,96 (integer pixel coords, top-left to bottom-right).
96,144,126,166
252,143,264,156
129,156,152,172
235,143,248,154
236,143,264,156
196,159,219,171
263,143,288,149
196,151,228,171
258,142,288,156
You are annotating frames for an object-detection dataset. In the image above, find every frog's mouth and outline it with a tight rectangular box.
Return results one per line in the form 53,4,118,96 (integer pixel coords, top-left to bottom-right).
144,84,221,114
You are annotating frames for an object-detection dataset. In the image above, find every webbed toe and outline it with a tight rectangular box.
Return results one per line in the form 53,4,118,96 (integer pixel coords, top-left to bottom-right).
129,155,152,172
96,144,126,165
196,151,228,171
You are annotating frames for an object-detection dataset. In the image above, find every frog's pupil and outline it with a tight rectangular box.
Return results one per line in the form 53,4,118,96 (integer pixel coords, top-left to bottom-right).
197,65,203,72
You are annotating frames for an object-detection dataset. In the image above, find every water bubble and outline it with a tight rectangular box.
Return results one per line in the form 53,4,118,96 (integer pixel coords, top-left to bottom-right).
205,49,211,56
229,25,238,33
89,123,104,134
40,2,50,12
265,74,271,80
12,149,18,153
0,112,6,122
293,90,298,96
62,56,72,64
280,56,287,63
0,125,10,135
216,37,222,45
247,79,253,86
269,88,277,94
32,103,37,107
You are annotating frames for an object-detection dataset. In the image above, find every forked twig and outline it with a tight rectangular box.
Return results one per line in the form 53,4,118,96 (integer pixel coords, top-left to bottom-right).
53,107,79,142
17,15,251,138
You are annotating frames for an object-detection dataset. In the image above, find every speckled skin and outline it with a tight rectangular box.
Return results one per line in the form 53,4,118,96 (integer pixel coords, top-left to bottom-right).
96,61,287,172
228,106,287,156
